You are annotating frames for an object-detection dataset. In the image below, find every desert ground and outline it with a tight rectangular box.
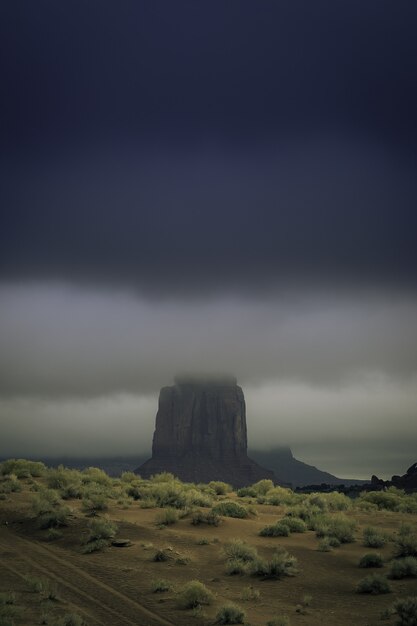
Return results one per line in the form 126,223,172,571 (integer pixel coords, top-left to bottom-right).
1,461,416,626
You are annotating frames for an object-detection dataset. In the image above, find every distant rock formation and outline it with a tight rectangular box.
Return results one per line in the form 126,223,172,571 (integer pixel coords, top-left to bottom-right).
249,447,367,488
371,462,417,493
136,376,276,487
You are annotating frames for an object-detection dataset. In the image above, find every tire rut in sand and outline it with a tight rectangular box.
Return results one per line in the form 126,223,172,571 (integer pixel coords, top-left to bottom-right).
0,529,175,626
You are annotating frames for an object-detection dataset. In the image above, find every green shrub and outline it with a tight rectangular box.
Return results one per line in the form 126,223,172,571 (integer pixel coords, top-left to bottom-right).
0,476,22,494
393,596,417,626
239,586,260,601
153,549,169,562
358,553,384,568
177,580,214,609
0,603,22,625
47,467,82,490
151,472,176,483
356,573,391,594
359,490,402,512
388,557,417,579
363,526,387,548
259,521,290,537
225,559,248,576
212,501,249,518
81,467,111,486
155,508,179,526
317,537,332,552
223,539,258,562
191,510,221,526
315,513,356,543
393,525,417,558
215,603,246,624
0,458,46,478
81,539,109,553
82,493,109,515
86,517,116,541
251,479,275,495
237,487,256,498
249,549,298,579
208,481,231,495
120,471,137,482
151,579,172,592
282,517,306,533
45,528,63,541
196,537,211,545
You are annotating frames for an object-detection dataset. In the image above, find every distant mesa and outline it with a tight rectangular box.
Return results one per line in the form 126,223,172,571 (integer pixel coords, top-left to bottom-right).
136,376,276,487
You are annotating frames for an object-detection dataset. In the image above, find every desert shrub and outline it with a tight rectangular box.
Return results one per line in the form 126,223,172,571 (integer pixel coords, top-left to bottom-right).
0,477,21,494
184,489,213,508
208,481,231,495
249,549,298,579
32,491,71,529
191,510,221,526
82,517,116,551
284,504,321,527
239,586,260,601
120,471,137,482
153,549,169,562
151,472,176,483
177,580,214,609
317,536,341,551
47,467,82,490
60,482,83,500
251,479,275,495
81,492,108,515
363,526,388,548
223,539,258,563
225,559,248,576
216,603,246,624
259,521,290,537
81,467,112,486
388,557,417,579
324,492,352,511
32,489,60,513
37,506,71,530
212,501,249,518
282,517,306,533
56,613,86,626
355,499,379,512
359,490,403,512
81,539,109,553
237,487,256,498
393,525,417,558
393,596,417,626
265,486,298,506
307,494,328,511
151,579,172,592
155,508,179,526
356,573,391,594
358,553,384,568
24,575,53,594
0,458,46,478
45,528,63,541
315,513,356,543
266,617,290,626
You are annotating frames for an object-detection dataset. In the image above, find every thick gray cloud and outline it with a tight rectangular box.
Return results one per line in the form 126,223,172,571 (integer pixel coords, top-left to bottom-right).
0,283,416,478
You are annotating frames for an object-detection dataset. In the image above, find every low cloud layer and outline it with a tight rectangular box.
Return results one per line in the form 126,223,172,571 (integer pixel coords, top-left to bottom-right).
1,283,416,478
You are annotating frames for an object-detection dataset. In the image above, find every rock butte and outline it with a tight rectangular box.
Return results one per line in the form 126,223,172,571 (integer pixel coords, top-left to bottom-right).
136,376,276,487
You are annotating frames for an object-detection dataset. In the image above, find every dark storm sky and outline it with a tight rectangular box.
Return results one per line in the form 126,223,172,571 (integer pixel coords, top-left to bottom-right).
0,1,416,478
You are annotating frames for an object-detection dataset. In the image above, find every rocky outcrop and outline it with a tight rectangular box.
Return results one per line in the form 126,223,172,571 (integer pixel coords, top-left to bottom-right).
136,376,276,487
371,462,417,493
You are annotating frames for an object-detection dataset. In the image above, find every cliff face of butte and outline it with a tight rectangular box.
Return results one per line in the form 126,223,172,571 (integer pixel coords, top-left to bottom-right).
136,376,276,487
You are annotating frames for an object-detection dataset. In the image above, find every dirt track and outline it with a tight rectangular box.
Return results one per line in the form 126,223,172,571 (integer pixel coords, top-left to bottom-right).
0,527,175,626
